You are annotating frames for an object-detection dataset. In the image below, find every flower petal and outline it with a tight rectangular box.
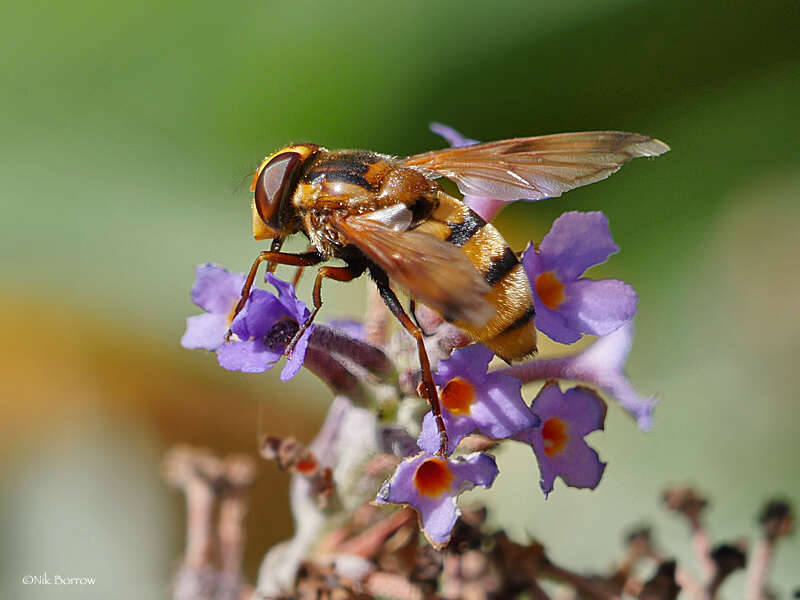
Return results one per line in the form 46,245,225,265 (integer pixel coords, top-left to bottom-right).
573,323,658,430
217,339,281,373
190,264,245,314
448,452,499,489
520,383,607,496
230,289,285,340
181,313,230,351
533,385,607,438
420,344,535,454
522,247,581,344
433,344,494,388
560,279,638,336
539,212,619,281
429,123,509,221
468,373,540,438
375,451,497,548
532,302,583,344
266,273,310,324
417,496,460,547
463,196,508,222
537,437,606,495
417,411,481,455
429,122,479,147
280,325,314,381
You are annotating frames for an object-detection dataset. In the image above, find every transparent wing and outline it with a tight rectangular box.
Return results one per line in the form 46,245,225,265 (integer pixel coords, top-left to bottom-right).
333,214,493,326
403,131,669,201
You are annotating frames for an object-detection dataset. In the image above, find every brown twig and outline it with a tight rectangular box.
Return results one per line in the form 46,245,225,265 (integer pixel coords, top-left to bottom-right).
639,560,681,600
745,500,794,600
707,543,746,599
163,446,222,570
541,561,621,600
365,281,391,348
662,486,714,593
218,455,257,577
335,507,415,558
364,571,425,600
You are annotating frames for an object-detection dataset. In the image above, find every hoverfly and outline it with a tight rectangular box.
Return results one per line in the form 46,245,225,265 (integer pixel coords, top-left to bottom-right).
234,131,669,454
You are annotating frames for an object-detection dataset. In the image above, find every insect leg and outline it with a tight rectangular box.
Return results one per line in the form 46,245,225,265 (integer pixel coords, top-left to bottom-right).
370,267,449,456
284,263,366,356
232,247,323,321
291,245,316,287
408,299,434,337
292,267,305,287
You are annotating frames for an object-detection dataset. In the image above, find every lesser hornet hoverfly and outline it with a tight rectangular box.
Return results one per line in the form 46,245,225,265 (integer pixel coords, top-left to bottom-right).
234,131,669,454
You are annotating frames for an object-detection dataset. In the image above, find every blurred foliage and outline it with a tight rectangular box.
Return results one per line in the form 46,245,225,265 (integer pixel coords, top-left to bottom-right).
0,0,798,596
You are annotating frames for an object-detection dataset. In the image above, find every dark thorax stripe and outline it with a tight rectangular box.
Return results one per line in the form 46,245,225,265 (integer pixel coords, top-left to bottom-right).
501,306,535,334
445,210,485,247
317,169,371,189
483,247,519,285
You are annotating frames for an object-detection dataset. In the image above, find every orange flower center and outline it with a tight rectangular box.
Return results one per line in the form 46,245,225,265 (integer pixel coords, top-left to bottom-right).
541,417,569,457
535,271,566,310
441,377,475,416
295,458,317,474
413,458,455,497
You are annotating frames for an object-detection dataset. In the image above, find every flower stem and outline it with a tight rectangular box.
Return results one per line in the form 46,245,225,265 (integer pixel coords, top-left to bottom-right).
541,560,620,600
309,324,394,381
365,280,391,347
744,539,773,600
303,347,367,404
498,357,580,384
541,560,619,600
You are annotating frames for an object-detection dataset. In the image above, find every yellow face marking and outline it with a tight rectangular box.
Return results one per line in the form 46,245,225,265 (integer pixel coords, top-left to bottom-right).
252,200,280,240
413,457,454,498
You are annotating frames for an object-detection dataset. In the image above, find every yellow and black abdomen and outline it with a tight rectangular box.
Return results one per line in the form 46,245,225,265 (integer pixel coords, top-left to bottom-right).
414,193,537,362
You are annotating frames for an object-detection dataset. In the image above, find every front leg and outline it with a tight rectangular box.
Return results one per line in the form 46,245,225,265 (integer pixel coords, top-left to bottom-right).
232,244,324,321
369,266,449,456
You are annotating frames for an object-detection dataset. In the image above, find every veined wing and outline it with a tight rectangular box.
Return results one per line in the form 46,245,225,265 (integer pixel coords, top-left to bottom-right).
332,212,493,326
403,131,669,201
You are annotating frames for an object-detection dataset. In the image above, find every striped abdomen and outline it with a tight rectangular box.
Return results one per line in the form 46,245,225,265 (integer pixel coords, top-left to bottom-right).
414,193,537,362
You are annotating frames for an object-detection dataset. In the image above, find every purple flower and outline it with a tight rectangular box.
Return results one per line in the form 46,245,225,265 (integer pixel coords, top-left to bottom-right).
570,322,657,430
514,382,607,496
375,451,498,548
430,123,508,222
499,322,658,430
430,122,479,148
417,345,539,455
216,273,313,381
326,319,366,342
521,211,638,345
181,264,245,351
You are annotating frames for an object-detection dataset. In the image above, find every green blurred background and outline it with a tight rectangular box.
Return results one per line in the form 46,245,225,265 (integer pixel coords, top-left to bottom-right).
1,0,798,597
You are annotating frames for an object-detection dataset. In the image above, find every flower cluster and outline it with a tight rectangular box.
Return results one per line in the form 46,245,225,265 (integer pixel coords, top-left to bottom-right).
166,445,795,600
181,123,659,551
182,266,312,380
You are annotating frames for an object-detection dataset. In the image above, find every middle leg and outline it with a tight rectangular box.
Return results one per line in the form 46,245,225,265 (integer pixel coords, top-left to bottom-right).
370,266,449,455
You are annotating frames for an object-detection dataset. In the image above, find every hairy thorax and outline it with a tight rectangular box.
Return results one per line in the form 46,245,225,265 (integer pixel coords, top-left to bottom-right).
292,149,438,258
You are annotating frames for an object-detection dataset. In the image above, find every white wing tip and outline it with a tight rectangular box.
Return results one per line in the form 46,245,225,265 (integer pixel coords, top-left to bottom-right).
630,137,670,157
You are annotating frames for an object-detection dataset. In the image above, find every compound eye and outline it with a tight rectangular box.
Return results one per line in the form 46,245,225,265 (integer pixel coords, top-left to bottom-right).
254,152,301,229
